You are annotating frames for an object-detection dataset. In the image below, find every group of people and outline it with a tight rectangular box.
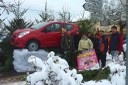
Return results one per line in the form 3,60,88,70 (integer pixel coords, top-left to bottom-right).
61,25,123,68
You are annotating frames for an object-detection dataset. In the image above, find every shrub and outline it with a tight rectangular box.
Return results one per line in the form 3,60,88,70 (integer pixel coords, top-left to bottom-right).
94,67,110,81
0,41,14,71
78,66,110,81
77,19,97,34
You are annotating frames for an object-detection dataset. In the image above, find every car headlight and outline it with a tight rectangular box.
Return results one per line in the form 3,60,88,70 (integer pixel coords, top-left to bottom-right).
18,31,30,38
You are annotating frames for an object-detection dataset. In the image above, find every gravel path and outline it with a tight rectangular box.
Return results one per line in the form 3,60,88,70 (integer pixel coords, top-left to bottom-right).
0,71,26,84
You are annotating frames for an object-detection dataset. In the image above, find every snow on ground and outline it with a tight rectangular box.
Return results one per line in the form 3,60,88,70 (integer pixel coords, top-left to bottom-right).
2,49,126,85
13,49,48,72
2,61,126,85
83,62,126,85
123,43,126,52
83,51,126,85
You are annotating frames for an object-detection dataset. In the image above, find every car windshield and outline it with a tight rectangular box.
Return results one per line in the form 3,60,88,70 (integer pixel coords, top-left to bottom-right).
31,22,50,29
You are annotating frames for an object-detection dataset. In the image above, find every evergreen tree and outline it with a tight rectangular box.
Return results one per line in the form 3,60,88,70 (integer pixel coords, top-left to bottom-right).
4,0,33,41
77,19,97,34
5,18,33,35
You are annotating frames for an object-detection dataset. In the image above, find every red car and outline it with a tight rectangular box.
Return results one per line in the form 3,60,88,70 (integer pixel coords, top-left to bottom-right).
11,21,79,51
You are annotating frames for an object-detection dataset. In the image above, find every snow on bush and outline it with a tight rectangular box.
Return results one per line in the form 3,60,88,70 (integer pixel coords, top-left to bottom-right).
27,51,83,85
26,51,126,85
123,43,126,52
13,49,48,72
83,62,126,85
77,52,125,85
107,62,126,85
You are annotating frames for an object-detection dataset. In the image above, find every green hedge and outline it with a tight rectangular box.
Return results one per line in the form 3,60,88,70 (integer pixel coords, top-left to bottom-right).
78,66,110,81
0,41,14,71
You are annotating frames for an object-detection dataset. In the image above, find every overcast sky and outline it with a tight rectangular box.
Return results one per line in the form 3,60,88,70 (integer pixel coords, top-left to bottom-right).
1,0,90,23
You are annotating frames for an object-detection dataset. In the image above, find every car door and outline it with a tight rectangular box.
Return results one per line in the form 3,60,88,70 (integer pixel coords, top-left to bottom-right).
41,23,62,47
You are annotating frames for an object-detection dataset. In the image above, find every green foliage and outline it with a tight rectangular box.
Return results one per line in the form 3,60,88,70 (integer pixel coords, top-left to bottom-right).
77,19,97,34
4,18,33,42
3,0,33,41
5,18,33,35
94,67,111,81
0,41,14,71
78,66,110,81
78,69,99,81
19,75,27,81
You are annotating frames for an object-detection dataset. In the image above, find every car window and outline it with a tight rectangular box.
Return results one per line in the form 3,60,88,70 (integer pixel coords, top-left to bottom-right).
45,23,61,32
64,24,73,31
31,22,50,29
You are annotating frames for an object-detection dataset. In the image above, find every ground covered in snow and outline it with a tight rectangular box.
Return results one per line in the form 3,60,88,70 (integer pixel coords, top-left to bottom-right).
0,49,126,85
13,49,48,72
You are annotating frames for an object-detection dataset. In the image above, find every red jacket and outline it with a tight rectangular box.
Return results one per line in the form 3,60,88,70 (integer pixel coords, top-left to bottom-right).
118,34,123,52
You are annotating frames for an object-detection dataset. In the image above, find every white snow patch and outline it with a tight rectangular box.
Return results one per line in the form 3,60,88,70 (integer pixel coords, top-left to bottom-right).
123,43,126,52
26,51,83,85
10,49,126,85
13,49,48,72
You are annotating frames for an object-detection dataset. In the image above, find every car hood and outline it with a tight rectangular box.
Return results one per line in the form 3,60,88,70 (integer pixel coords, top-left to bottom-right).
13,28,34,35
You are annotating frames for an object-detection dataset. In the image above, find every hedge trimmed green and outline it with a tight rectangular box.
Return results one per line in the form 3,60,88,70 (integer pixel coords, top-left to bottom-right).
78,67,110,81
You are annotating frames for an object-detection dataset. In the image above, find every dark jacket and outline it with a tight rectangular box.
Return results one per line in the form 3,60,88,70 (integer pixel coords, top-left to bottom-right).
94,35,108,53
101,35,108,53
109,32,123,52
73,34,81,50
94,38,100,53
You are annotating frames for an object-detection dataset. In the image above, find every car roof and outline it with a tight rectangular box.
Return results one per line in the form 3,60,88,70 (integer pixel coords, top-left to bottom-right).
48,21,73,24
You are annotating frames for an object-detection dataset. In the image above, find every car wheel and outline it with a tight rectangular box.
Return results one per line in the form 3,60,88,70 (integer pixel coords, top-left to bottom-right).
27,40,39,51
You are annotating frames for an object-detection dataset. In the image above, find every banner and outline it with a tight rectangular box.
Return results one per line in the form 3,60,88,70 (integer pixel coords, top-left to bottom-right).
77,49,99,71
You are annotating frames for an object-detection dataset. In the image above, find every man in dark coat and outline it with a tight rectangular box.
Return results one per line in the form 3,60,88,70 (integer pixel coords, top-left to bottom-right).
108,26,123,62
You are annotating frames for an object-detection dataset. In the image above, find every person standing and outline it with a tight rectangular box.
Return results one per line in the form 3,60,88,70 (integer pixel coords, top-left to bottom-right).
78,33,93,52
61,29,67,54
97,30,108,68
73,30,81,50
108,30,112,53
108,26,123,62
72,30,81,67
94,33,100,59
